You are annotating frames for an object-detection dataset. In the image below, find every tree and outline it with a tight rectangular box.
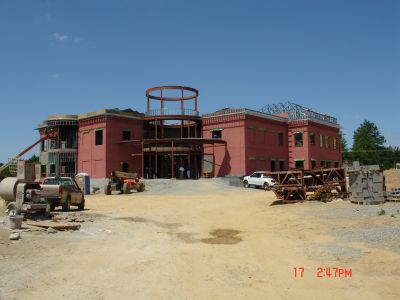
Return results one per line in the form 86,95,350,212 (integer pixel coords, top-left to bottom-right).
0,163,12,179
379,146,400,169
340,131,351,163
27,154,39,163
351,120,385,165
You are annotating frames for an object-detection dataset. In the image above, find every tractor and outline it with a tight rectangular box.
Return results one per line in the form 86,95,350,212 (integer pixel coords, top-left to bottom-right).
104,171,145,195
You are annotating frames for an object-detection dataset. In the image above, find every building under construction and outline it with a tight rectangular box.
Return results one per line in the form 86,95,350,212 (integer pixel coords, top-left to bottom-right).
37,86,342,183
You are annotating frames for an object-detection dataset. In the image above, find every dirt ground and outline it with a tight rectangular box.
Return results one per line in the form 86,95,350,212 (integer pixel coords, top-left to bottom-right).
0,179,399,300
384,169,400,190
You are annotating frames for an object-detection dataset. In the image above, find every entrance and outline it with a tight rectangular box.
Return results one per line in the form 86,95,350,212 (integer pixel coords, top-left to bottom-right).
143,151,202,179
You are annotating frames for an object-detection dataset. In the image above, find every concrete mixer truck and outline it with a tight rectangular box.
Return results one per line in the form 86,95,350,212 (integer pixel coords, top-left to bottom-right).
0,161,50,216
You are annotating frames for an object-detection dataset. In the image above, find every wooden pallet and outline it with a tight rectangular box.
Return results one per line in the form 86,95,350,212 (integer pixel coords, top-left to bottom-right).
25,221,81,231
386,196,400,202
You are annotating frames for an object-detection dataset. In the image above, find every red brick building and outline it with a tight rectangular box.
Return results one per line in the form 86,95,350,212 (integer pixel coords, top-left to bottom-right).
38,86,341,184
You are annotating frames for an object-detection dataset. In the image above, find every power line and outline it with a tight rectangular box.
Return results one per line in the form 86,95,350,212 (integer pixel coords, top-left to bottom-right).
343,149,400,153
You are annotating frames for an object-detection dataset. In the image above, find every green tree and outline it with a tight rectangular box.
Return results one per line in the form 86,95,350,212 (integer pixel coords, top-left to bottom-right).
27,154,39,163
0,163,12,179
351,120,385,165
340,131,351,163
379,146,400,169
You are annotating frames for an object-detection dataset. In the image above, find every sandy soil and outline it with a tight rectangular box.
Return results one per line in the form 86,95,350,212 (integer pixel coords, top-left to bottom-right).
384,169,400,190
0,179,399,300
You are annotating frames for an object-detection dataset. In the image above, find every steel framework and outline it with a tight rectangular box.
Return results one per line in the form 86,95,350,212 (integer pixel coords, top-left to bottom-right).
260,101,337,125
268,168,347,203
138,86,226,178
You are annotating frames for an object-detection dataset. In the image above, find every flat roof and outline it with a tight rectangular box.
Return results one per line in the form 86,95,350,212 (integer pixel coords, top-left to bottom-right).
78,108,144,120
202,108,288,122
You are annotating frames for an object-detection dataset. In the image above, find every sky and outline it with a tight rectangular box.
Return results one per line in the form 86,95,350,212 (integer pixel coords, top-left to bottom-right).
0,0,399,162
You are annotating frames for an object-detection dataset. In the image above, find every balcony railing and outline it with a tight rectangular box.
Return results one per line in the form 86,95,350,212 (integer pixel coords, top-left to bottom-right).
146,108,199,117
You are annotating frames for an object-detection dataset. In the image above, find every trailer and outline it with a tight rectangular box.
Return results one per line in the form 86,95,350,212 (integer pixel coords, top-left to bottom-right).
267,168,348,203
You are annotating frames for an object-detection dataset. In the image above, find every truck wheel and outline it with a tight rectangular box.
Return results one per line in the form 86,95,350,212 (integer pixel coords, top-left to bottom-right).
6,202,18,216
122,183,131,194
243,180,249,188
104,184,111,195
49,202,56,211
44,204,51,218
137,183,145,192
78,197,85,211
263,182,270,191
62,197,71,212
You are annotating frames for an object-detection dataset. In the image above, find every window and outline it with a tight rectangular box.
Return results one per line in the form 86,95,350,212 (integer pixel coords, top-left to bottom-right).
320,160,325,167
212,130,222,139
122,162,129,172
40,165,46,177
279,160,285,171
310,132,315,146
326,161,332,168
333,137,337,149
334,161,339,168
122,129,131,141
311,159,316,169
50,164,56,174
270,160,276,172
278,132,284,146
294,132,303,147
251,172,262,178
295,160,304,169
320,134,324,147
325,136,330,148
95,129,103,145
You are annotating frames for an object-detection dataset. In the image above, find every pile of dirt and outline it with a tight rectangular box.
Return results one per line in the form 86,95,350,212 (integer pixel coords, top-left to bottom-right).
384,169,400,190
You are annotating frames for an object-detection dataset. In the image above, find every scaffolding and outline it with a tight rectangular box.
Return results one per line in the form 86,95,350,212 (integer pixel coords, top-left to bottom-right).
37,115,79,178
260,102,337,125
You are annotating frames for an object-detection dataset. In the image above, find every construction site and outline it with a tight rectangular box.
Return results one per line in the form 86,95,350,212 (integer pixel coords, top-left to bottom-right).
0,86,399,299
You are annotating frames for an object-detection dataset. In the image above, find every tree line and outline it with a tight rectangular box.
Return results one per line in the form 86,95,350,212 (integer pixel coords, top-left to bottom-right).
0,154,39,179
342,120,400,169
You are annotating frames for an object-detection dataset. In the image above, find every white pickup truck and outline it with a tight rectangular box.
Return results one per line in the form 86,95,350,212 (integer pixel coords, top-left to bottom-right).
243,171,277,190
40,177,85,211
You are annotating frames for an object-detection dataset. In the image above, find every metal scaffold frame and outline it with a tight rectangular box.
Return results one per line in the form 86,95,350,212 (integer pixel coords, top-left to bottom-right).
260,101,338,125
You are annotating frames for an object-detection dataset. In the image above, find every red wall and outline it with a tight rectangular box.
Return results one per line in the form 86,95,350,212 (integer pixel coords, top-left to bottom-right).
203,114,341,176
105,116,143,177
77,111,341,179
203,119,246,176
77,115,143,179
244,115,288,174
203,114,288,176
78,117,107,178
288,120,341,169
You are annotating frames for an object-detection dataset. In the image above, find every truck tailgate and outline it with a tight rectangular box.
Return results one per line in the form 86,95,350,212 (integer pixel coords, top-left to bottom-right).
40,185,60,198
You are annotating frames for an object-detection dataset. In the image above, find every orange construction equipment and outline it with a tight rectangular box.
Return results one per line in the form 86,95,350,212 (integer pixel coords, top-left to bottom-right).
104,171,145,195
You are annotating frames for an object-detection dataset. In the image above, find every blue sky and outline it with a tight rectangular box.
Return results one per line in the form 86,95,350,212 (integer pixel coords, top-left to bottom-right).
0,0,399,162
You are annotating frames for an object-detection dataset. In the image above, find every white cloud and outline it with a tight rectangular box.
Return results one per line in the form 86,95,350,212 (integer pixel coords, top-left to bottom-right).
53,32,69,41
50,73,61,79
53,32,82,43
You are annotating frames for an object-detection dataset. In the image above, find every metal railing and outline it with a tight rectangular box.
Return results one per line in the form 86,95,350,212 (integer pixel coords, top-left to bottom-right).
146,108,199,117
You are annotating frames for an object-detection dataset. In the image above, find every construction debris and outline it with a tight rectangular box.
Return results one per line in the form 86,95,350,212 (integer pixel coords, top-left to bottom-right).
9,232,20,240
346,162,385,204
387,188,400,202
25,221,81,231
47,227,57,234
268,168,347,203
